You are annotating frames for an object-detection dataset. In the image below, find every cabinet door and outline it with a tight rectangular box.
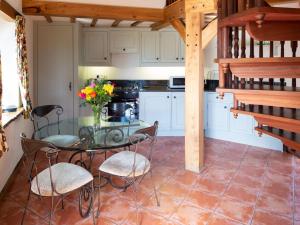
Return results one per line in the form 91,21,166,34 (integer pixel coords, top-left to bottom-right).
141,32,160,63
83,31,108,65
160,32,180,63
207,101,230,131
110,31,139,53
180,38,185,63
171,92,185,130
230,111,254,135
139,92,172,131
36,24,75,121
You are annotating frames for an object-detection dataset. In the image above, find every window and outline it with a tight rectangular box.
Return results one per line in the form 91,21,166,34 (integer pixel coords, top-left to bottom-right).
0,16,20,109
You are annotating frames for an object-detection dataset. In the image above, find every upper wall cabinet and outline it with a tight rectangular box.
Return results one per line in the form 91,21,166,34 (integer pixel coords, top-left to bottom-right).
83,30,109,66
110,31,139,54
141,31,185,66
160,31,180,63
141,31,160,63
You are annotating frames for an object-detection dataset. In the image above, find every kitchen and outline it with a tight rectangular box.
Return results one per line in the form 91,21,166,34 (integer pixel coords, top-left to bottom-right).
34,22,281,150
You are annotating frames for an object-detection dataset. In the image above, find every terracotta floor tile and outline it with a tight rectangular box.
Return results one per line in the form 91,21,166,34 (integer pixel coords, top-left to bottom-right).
159,179,191,198
202,166,236,182
294,203,300,221
172,169,200,187
215,197,254,224
207,213,245,225
267,161,293,176
224,183,258,205
185,189,220,210
231,173,264,190
239,165,266,177
124,210,176,225
262,181,293,201
143,193,183,219
256,194,293,217
195,177,228,195
251,210,292,225
171,202,212,225
117,184,153,207
240,157,267,168
0,208,48,225
264,170,293,184
295,221,300,225
0,197,24,219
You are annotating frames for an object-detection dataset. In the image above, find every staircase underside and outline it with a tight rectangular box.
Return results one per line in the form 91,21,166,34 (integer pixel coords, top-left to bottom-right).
256,126,300,151
217,85,300,108
231,106,300,133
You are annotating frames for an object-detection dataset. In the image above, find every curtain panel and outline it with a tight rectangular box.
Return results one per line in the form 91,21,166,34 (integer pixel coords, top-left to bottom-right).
0,54,9,157
15,16,32,119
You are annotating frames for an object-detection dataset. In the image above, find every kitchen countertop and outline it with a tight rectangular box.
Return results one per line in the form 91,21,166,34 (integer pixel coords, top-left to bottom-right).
139,86,216,92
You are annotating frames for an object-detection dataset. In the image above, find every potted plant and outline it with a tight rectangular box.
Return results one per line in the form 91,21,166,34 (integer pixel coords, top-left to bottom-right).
78,77,114,127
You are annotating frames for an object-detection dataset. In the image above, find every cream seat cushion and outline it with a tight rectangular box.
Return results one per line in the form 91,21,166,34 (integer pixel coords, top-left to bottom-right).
42,135,80,148
99,151,150,177
31,163,93,196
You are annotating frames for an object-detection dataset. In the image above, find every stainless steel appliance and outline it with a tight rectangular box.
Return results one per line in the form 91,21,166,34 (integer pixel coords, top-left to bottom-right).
169,76,185,89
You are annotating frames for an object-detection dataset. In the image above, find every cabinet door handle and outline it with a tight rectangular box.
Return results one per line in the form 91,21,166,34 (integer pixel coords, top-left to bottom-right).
156,57,159,60
123,48,126,52
167,96,170,99
104,57,107,60
176,57,179,60
181,57,184,61
68,82,72,91
174,96,176,99
224,106,227,109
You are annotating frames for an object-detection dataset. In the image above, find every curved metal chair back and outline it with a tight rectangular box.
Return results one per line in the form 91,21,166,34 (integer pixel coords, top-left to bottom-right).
31,105,63,138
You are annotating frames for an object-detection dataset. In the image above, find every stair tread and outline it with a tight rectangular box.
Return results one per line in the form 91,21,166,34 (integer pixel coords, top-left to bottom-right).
258,126,300,142
217,84,300,92
217,57,300,64
232,105,300,120
219,7,300,27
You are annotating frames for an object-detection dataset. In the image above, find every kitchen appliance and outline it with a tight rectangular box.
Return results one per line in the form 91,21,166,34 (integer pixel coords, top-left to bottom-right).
107,82,139,122
169,76,185,89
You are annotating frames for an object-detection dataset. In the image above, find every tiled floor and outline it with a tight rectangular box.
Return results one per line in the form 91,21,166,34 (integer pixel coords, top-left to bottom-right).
0,137,299,225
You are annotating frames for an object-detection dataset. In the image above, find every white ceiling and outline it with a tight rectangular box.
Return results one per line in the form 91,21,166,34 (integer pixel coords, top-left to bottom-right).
44,0,166,8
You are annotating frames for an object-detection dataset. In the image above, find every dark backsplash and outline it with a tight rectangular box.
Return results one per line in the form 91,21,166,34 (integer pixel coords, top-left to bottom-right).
109,80,168,89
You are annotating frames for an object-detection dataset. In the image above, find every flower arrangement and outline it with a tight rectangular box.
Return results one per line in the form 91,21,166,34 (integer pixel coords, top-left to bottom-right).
78,77,114,125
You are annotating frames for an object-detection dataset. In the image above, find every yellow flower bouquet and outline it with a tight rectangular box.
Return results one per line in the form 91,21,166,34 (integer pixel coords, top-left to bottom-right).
78,77,114,125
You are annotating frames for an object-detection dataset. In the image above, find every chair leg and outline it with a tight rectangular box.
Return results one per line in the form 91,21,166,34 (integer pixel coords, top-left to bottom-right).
150,170,160,207
49,195,55,225
90,180,96,225
131,180,140,225
21,187,32,225
96,171,101,218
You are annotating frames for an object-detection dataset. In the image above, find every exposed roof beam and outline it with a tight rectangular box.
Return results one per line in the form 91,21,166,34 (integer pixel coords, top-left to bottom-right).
111,20,121,27
131,21,143,27
70,17,76,23
185,0,217,13
22,0,164,22
44,15,52,23
0,0,21,20
170,19,186,42
90,18,97,27
165,0,185,21
202,18,217,49
151,21,170,31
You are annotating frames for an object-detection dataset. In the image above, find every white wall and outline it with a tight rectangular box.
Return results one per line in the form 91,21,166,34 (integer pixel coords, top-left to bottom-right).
0,0,34,192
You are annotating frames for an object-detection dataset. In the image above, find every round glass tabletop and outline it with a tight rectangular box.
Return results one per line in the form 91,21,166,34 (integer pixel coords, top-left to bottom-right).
33,116,150,150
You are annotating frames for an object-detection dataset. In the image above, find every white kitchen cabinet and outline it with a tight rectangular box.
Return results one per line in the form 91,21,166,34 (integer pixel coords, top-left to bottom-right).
230,113,254,135
171,92,185,130
139,92,172,131
180,38,185,63
141,32,160,63
83,30,109,65
110,31,139,53
160,31,180,63
207,101,230,131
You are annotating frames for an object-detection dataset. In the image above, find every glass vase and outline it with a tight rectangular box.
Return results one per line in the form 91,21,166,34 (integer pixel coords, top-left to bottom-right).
92,107,102,130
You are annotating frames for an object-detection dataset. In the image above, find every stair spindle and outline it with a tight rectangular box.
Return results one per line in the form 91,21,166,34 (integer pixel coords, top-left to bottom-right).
291,41,298,89
248,0,255,8
280,41,285,89
249,38,254,87
259,41,264,87
269,41,274,87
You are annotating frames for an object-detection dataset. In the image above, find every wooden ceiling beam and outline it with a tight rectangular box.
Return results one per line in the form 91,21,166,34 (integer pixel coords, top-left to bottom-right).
185,0,217,13
170,19,186,42
111,20,121,27
165,0,185,21
70,17,76,23
151,21,170,31
0,0,21,20
44,15,52,23
90,18,97,27
131,21,143,27
22,0,164,22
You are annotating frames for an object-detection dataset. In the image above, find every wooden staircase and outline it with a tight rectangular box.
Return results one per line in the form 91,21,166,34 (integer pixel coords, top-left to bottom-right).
216,0,300,153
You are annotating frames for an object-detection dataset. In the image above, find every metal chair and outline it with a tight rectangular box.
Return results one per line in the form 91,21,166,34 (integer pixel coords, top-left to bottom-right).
96,121,160,223
31,105,80,147
20,133,96,225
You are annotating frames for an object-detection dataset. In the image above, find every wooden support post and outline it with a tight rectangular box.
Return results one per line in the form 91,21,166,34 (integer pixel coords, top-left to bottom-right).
185,10,204,172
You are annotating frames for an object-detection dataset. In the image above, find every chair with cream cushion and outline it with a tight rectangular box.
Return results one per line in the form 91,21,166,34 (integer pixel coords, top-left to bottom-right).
31,105,80,148
20,134,96,225
97,121,160,222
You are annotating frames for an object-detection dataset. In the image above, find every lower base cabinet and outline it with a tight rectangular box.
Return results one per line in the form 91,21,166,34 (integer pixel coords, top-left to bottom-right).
140,91,283,151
